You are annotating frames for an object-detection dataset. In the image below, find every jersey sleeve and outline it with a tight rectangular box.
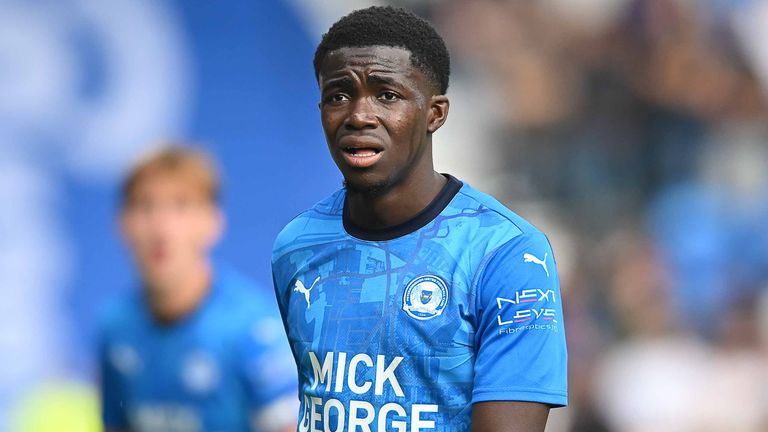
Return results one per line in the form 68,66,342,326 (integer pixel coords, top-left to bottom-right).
238,315,299,432
472,232,568,406
98,332,130,429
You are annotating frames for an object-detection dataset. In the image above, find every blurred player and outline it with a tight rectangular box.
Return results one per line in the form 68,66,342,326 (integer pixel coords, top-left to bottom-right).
99,147,297,432
271,6,567,432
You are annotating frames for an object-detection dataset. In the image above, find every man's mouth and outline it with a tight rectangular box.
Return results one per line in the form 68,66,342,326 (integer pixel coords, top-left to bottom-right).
340,146,383,168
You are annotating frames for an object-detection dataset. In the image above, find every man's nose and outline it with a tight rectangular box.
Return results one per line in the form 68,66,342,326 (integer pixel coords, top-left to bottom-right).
344,97,378,130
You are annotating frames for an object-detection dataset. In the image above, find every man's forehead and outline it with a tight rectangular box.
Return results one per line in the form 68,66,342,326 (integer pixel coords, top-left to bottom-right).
320,45,414,74
130,173,210,198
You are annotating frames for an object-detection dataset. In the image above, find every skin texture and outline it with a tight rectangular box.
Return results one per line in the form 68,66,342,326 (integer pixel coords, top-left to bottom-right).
471,401,551,432
319,45,551,431
120,172,222,323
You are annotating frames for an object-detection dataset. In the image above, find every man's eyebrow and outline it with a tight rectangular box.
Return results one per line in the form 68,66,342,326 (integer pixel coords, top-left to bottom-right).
321,76,354,91
366,74,400,87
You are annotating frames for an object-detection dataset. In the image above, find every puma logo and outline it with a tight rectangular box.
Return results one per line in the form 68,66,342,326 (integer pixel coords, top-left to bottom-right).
293,276,321,309
523,252,549,277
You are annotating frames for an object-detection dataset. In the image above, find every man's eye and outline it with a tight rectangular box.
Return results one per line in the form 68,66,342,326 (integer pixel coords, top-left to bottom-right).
379,91,399,101
328,94,349,103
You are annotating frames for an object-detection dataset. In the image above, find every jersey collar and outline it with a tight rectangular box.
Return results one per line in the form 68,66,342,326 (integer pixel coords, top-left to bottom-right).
342,173,463,241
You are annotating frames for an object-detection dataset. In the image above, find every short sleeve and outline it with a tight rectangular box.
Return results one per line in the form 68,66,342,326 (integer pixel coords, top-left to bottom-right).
239,316,299,432
98,335,130,429
472,233,568,406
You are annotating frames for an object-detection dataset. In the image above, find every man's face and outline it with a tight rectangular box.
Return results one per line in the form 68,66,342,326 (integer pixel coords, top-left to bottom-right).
120,173,221,287
318,46,448,194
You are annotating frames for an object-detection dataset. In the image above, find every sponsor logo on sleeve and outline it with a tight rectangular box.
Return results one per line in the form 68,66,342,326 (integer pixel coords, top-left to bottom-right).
523,252,549,277
294,276,321,310
496,288,559,334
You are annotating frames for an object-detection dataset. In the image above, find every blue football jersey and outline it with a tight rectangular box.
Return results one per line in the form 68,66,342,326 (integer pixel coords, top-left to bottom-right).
99,266,298,432
272,175,567,432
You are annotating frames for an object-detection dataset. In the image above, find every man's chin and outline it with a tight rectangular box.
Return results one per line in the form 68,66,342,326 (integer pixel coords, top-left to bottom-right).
343,176,393,197
141,265,181,289
344,180,391,196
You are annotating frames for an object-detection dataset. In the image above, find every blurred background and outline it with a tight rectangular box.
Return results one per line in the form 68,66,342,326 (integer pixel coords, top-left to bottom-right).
2,0,767,431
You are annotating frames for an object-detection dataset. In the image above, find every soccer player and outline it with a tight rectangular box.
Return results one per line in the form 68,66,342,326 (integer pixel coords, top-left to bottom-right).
99,147,297,432
271,6,567,432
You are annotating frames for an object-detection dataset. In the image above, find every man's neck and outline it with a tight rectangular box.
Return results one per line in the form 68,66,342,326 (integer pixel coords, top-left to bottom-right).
345,170,447,229
146,260,212,324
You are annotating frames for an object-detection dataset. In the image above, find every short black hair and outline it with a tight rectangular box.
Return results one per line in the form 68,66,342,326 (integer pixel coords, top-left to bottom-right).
313,6,450,94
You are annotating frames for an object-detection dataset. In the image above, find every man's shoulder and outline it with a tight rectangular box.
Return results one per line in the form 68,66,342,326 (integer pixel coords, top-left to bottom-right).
272,189,345,258
451,181,545,239
209,268,287,352
213,267,279,316
98,289,144,339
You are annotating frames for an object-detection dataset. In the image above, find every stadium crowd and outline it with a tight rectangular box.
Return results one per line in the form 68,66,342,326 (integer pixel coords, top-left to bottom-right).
397,0,768,430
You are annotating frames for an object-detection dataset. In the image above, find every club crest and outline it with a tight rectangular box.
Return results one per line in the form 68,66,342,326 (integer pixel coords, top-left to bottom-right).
181,351,219,394
402,275,448,320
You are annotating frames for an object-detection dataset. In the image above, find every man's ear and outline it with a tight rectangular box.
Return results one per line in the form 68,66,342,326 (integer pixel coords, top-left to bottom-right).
427,95,449,134
207,207,225,247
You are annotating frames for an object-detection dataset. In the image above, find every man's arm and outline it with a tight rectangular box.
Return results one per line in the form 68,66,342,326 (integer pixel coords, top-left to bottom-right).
239,314,299,432
470,233,568,430
471,401,550,432
98,327,131,431
250,395,299,432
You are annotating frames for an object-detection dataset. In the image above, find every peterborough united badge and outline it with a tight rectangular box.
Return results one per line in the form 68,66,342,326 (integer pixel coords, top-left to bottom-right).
402,275,448,320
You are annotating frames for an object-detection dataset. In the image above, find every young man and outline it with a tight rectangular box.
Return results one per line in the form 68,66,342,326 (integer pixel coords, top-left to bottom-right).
100,147,297,432
271,6,567,432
